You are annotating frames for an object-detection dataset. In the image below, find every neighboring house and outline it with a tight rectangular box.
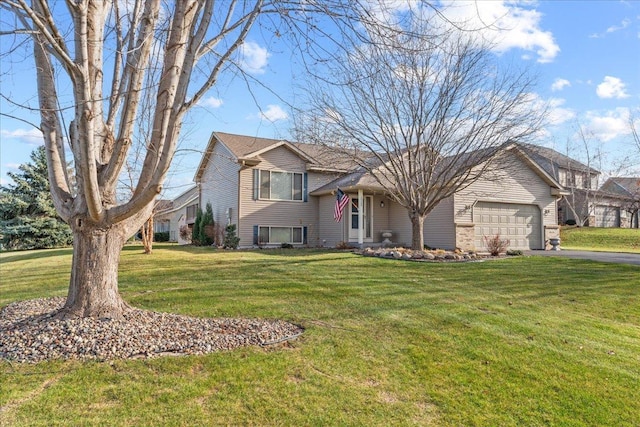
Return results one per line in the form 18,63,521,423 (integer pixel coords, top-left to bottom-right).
194,132,568,251
600,177,640,228
517,144,638,228
154,185,199,244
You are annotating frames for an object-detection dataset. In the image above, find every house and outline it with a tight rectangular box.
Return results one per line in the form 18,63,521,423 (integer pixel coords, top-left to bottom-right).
600,177,640,228
518,144,639,228
194,131,567,251
153,185,199,244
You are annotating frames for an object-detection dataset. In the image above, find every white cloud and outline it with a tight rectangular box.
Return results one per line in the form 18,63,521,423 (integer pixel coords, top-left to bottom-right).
551,78,571,92
0,128,43,145
591,18,632,38
607,18,631,33
596,76,629,99
436,1,560,63
259,105,288,122
199,96,223,108
584,108,631,141
238,41,270,74
547,98,576,125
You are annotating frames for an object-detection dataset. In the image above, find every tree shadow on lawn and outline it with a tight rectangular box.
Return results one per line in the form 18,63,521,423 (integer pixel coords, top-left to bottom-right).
0,248,73,263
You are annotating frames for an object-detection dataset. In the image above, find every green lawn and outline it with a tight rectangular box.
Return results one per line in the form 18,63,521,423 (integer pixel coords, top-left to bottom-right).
1,245,639,426
560,226,640,253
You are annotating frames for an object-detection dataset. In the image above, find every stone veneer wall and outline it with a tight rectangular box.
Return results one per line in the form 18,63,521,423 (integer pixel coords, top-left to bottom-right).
455,223,475,251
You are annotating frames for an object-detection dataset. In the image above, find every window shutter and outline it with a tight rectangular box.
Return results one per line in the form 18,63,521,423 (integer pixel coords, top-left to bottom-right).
253,169,259,200
303,173,308,202
303,226,308,245
253,225,259,245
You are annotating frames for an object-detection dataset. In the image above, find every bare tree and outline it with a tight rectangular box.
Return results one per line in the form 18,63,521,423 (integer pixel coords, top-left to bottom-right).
295,18,545,250
0,0,425,319
558,123,605,226
631,109,640,159
0,1,272,319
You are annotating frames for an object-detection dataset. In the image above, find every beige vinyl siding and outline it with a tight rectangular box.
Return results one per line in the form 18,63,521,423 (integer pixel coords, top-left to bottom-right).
424,196,455,249
317,194,345,247
456,154,557,227
238,146,335,247
453,153,557,250
200,142,240,226
388,201,412,247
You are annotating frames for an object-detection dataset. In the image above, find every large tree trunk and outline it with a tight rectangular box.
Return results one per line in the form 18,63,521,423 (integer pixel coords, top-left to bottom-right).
409,211,425,250
57,223,130,320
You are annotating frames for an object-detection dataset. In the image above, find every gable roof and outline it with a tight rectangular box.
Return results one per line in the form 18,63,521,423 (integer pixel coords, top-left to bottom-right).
517,143,600,177
155,185,198,215
194,131,358,181
600,177,640,197
311,143,566,196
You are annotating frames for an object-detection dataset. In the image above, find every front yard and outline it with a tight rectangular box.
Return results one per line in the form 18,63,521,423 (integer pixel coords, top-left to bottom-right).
1,245,639,426
560,226,640,253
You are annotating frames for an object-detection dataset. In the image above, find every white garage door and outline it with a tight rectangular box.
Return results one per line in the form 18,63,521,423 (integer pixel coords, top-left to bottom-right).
594,205,620,227
474,202,542,250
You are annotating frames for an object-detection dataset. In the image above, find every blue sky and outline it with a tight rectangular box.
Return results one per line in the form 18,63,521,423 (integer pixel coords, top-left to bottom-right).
1,0,639,198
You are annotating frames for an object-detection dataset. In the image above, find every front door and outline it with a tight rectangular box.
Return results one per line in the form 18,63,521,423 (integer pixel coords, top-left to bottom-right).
349,196,373,241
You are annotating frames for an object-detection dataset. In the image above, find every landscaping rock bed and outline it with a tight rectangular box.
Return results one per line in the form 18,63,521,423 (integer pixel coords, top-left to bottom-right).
0,297,304,363
359,247,498,261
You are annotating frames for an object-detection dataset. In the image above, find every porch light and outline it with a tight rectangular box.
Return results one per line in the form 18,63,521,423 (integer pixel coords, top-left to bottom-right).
380,200,385,208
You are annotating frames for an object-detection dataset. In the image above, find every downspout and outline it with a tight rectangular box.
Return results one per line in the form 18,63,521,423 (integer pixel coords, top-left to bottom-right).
358,189,364,248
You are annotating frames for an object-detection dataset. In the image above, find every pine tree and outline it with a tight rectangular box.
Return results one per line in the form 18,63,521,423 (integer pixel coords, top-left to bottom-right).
0,146,73,250
192,207,203,246
201,203,215,246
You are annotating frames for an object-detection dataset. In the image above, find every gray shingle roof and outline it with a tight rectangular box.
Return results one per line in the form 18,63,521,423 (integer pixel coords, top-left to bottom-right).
517,143,600,178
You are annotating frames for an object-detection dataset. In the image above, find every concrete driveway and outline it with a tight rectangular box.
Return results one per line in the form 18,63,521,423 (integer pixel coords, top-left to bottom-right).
526,250,640,266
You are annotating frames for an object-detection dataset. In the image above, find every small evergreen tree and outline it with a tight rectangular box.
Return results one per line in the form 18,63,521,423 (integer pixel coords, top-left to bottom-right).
192,207,204,245
191,203,215,246
223,224,240,249
200,203,215,246
0,146,73,250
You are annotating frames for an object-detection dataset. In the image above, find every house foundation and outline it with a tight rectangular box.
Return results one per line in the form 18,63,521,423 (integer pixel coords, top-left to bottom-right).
455,223,475,252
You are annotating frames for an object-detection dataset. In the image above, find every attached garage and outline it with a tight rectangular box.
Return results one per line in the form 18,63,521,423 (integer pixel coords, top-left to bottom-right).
474,202,542,250
594,205,620,227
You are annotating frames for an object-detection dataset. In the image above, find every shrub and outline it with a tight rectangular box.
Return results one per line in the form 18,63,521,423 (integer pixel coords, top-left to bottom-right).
565,219,577,226
179,225,191,243
223,224,240,249
335,241,352,250
280,243,293,249
483,234,510,256
154,231,170,242
506,249,523,256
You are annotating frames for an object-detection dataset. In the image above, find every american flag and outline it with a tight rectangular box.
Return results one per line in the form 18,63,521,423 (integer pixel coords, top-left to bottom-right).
334,188,350,222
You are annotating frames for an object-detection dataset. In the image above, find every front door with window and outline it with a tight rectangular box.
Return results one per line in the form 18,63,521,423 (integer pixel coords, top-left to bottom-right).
349,196,373,242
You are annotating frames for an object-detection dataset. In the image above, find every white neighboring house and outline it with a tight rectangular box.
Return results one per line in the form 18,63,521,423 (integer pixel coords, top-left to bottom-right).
154,185,199,244
193,132,568,251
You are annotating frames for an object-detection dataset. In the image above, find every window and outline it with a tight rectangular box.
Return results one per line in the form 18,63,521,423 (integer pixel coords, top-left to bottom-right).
256,170,304,201
256,226,304,244
186,203,199,222
154,220,170,233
